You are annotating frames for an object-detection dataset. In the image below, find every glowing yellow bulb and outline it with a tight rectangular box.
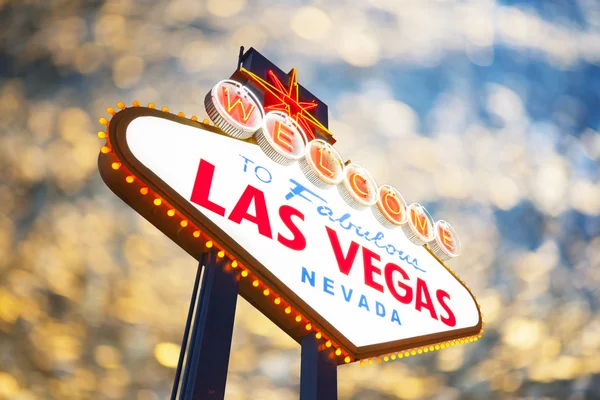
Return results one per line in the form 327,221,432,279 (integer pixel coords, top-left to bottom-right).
284,306,291,314
404,351,410,357
325,340,331,348
203,119,209,124
411,350,416,356
154,198,162,206
99,117,108,125
206,241,213,248
98,131,106,139
384,355,389,361
241,270,248,278
231,261,238,268
132,100,140,107
193,230,200,237
117,101,125,109
368,359,373,365
295,315,301,323
125,176,134,183
167,209,175,217
391,354,396,360
335,349,341,356
178,112,185,117
162,107,169,113
217,250,225,258
148,103,155,109
417,349,423,354
435,345,440,350
140,187,148,195
360,360,365,367
315,332,322,339
344,356,351,363
274,297,281,305
106,107,115,115
305,323,311,331
263,289,270,296
191,116,198,121
252,280,259,287
423,347,429,353
398,353,403,359
111,162,121,170
101,146,111,154
180,220,188,227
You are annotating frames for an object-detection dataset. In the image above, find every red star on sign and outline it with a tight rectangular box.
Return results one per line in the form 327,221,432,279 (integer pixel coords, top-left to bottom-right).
241,67,332,141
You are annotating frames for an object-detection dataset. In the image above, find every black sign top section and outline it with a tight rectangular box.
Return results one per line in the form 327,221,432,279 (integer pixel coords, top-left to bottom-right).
235,47,329,130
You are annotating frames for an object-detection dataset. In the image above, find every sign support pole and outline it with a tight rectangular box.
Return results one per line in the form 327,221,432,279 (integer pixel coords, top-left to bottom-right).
172,251,240,400
300,333,338,400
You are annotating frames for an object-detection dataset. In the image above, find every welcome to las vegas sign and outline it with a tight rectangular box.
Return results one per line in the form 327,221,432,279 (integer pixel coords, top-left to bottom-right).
97,48,482,365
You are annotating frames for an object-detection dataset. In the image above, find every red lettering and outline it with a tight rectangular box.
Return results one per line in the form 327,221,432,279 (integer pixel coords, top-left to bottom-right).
362,247,383,292
228,185,272,239
273,121,294,153
439,225,455,253
436,290,456,327
384,263,412,304
384,193,401,216
350,173,369,199
190,159,226,216
277,205,306,251
221,86,255,122
411,207,430,237
415,278,437,320
325,226,359,275
313,146,335,178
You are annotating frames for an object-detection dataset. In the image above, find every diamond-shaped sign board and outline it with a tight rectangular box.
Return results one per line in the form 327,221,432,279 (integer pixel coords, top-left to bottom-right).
98,105,482,364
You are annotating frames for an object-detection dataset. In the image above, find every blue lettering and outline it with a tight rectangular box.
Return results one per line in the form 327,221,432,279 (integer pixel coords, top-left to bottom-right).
254,165,272,183
301,267,315,287
358,295,370,311
285,179,327,204
385,244,396,255
317,205,333,217
239,154,254,172
376,301,386,317
323,277,334,295
391,309,402,325
332,213,353,230
341,285,353,302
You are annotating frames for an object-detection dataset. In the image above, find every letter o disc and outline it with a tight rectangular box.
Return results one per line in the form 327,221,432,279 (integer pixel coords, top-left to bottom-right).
372,185,407,228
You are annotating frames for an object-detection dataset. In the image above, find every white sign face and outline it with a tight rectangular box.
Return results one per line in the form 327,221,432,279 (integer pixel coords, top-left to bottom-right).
125,116,480,348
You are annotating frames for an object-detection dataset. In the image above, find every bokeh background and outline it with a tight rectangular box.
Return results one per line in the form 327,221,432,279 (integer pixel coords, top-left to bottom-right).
1,0,600,399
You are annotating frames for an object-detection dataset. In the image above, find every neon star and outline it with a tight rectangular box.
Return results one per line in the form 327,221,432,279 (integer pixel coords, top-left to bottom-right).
241,67,333,141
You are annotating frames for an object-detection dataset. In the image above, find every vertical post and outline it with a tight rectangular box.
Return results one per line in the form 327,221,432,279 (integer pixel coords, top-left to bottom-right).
175,251,240,400
300,333,338,400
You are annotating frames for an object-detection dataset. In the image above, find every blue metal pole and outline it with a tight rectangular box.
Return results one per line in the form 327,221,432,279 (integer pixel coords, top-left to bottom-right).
170,254,205,400
176,251,240,400
300,333,338,400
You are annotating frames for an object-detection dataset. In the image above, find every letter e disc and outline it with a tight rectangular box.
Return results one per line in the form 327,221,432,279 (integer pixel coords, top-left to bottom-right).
205,80,264,139
428,220,461,260
255,111,308,165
